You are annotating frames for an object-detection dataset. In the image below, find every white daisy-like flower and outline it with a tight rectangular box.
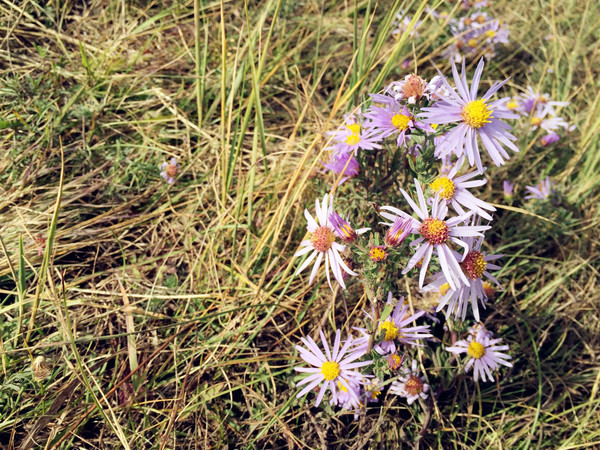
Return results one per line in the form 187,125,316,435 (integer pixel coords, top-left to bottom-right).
294,193,358,290
422,230,503,322
389,359,430,405
446,329,513,382
429,155,496,220
529,104,569,133
380,179,491,290
295,329,372,407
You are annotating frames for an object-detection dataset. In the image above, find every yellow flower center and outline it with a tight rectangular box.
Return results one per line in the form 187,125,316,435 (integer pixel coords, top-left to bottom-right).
462,100,493,129
485,30,496,39
430,176,456,200
431,123,439,130
321,361,341,380
530,117,543,127
379,320,399,341
467,341,486,359
482,281,495,297
337,380,348,392
420,218,450,245
439,282,450,297
345,124,361,145
391,113,411,131
404,375,424,396
369,246,387,262
387,354,403,370
507,100,518,110
461,251,487,279
311,226,336,253
345,134,360,145
370,389,382,399
467,38,478,48
346,123,360,134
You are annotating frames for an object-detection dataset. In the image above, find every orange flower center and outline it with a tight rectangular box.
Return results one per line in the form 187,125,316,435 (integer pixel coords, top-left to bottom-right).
461,251,487,279
420,218,450,245
166,164,178,178
311,226,335,252
404,375,424,396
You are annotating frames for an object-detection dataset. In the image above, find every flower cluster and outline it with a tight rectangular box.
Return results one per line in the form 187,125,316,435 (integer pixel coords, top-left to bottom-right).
508,86,573,147
295,293,432,410
424,4,509,63
293,59,517,414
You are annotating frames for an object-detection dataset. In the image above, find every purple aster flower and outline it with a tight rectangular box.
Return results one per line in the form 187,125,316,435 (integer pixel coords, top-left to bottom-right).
330,377,362,410
529,104,569,132
295,329,372,407
518,86,569,116
503,180,514,198
468,323,494,339
294,194,358,290
160,157,180,184
365,95,433,147
322,151,360,184
446,329,513,382
327,115,382,154
429,155,496,220
420,58,519,173
540,133,560,146
392,11,421,38
380,179,491,290
329,211,369,244
524,177,553,200
373,294,432,355
362,377,384,404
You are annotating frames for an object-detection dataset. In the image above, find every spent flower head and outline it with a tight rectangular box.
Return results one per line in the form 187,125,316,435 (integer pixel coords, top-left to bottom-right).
160,157,180,184
389,359,430,404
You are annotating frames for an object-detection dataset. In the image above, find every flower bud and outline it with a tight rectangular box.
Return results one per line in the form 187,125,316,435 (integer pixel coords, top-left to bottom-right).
385,218,413,248
329,211,358,244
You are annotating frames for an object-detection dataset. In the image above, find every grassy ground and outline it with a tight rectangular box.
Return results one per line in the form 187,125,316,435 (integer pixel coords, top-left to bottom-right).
0,0,599,448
